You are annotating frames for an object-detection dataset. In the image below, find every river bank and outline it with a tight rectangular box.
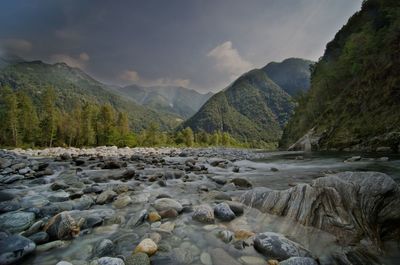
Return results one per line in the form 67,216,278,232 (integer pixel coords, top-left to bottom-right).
0,147,399,265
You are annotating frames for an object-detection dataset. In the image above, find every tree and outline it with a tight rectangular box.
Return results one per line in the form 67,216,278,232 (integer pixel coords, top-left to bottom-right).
17,90,39,146
97,104,117,145
2,86,19,146
81,103,96,146
181,127,194,147
41,87,57,147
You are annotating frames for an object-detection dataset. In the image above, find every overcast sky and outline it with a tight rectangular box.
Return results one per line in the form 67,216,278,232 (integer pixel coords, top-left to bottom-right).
0,0,363,92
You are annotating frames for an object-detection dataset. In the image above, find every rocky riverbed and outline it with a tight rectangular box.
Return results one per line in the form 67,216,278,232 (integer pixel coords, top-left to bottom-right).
0,147,399,265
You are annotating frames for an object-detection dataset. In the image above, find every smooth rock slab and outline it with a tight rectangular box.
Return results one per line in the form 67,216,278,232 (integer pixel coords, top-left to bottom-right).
0,235,36,265
241,171,400,245
253,232,312,261
0,211,35,233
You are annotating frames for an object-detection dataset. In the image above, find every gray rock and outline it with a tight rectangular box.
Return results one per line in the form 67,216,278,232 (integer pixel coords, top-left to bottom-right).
230,178,252,188
0,191,15,202
171,247,194,264
96,257,125,265
1,174,24,184
96,190,117,205
153,198,183,213
0,201,20,213
253,232,312,261
28,232,49,245
0,235,36,265
214,203,236,221
280,257,318,265
125,253,150,265
93,239,114,258
0,211,35,233
241,172,400,245
192,204,214,223
226,201,244,216
48,191,71,202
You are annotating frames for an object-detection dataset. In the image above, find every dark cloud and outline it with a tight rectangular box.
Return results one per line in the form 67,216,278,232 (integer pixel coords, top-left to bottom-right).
0,0,362,92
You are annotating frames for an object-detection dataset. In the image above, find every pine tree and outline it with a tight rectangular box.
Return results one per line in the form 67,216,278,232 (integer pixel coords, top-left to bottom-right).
97,104,117,145
81,103,96,146
2,86,19,146
182,127,194,147
41,87,57,147
17,90,39,146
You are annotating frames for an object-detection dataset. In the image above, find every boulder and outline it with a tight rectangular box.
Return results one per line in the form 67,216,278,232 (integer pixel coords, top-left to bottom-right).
241,172,400,246
0,235,36,265
0,211,35,233
253,232,312,261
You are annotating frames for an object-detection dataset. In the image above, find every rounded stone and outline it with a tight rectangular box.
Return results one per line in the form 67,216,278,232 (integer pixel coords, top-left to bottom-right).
134,238,158,256
0,211,35,233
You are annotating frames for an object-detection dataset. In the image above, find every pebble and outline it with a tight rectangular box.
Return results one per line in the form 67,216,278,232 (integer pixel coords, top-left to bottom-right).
125,253,150,265
134,238,158,255
200,252,213,265
192,204,215,223
153,198,183,213
214,202,236,221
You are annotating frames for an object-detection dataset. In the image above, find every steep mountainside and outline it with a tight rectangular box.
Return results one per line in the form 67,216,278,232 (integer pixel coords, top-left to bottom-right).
263,58,314,96
114,85,213,118
280,0,400,152
0,61,181,130
181,69,295,144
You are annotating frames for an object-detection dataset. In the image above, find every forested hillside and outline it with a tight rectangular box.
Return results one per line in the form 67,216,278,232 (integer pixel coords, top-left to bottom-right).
280,0,400,152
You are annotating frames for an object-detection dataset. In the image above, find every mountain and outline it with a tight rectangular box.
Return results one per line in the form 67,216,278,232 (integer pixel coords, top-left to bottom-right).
181,68,295,144
0,61,181,130
263,58,314,96
280,0,400,152
113,85,213,118
0,53,25,69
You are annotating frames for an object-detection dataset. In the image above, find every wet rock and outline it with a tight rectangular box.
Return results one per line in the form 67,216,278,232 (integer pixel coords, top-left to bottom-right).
149,232,161,244
159,208,179,219
234,229,255,240
28,231,49,245
44,211,81,240
134,238,158,255
0,191,15,202
280,257,318,265
101,160,126,169
0,211,35,233
148,212,161,222
84,185,104,194
60,153,72,160
56,261,73,265
253,232,312,261
48,191,71,202
50,181,69,191
214,192,232,201
344,156,361,162
239,256,266,265
0,234,36,265
1,174,24,184
113,195,132,209
192,204,215,223
217,230,234,243
241,172,400,245
226,201,244,216
0,158,11,169
170,247,194,264
36,240,69,252
93,239,114,258
214,202,236,221
156,221,175,233
210,248,241,265
270,167,279,172
212,176,227,185
96,190,117,205
230,178,252,188
200,252,212,265
125,253,150,265
0,201,20,213
153,198,183,213
221,183,236,192
95,257,125,265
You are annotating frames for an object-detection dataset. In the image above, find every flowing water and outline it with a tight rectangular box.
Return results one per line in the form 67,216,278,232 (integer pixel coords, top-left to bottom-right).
13,150,400,265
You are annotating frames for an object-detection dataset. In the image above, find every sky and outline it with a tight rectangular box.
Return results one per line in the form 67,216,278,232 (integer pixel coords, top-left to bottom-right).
0,0,363,93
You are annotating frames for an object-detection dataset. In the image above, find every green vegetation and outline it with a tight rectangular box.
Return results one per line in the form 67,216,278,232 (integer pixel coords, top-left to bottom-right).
280,0,400,150
0,85,252,148
0,60,181,132
181,68,296,145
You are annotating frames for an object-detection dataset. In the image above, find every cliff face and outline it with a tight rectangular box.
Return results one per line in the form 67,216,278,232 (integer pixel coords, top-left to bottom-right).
280,0,400,152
